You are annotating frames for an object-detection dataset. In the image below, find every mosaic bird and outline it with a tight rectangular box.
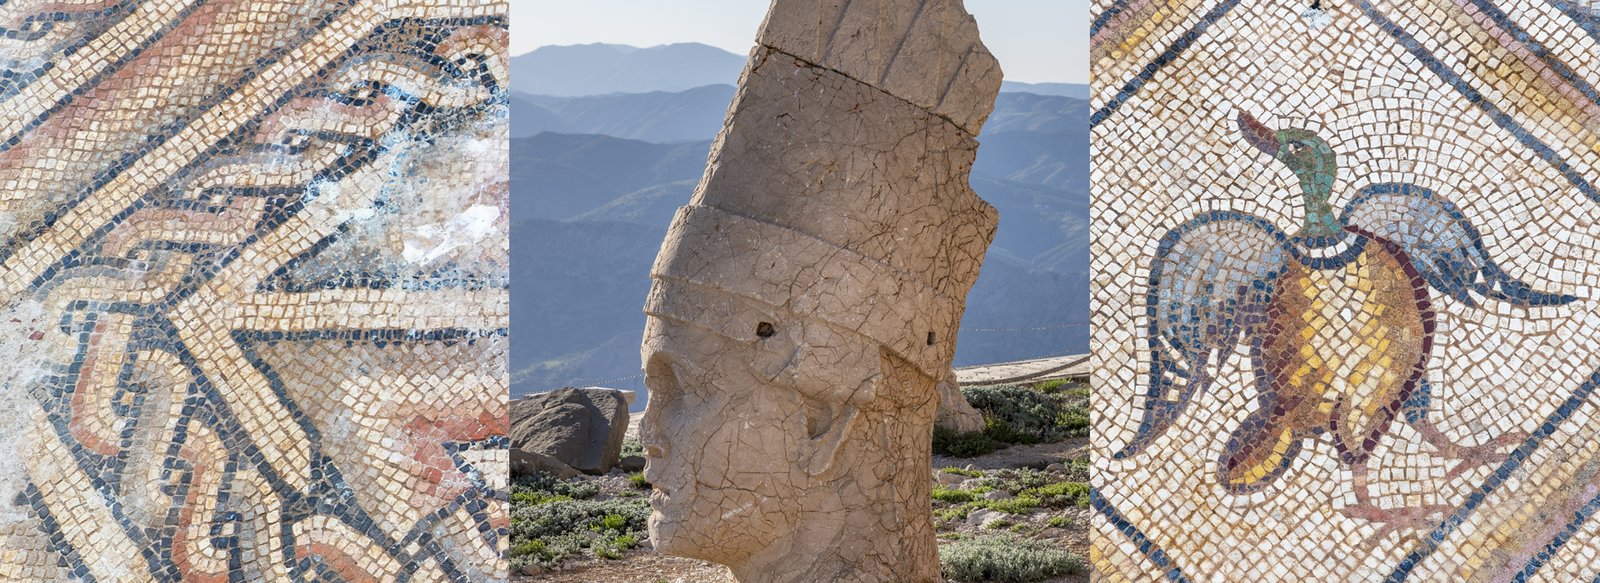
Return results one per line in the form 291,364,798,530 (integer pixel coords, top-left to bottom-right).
1115,111,1577,525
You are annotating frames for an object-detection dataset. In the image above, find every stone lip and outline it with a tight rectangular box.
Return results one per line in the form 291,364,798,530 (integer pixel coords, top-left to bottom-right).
510,387,631,475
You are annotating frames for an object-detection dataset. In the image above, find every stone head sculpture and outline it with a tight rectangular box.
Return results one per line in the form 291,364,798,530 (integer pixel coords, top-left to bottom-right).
638,1,1001,581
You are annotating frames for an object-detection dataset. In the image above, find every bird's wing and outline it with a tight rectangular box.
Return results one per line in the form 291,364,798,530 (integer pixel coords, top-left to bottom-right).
1342,183,1577,307
1113,212,1292,459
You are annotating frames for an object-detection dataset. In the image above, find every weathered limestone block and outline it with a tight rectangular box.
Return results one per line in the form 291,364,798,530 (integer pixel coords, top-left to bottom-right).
936,371,986,434
510,387,632,474
639,1,1001,581
756,0,1002,134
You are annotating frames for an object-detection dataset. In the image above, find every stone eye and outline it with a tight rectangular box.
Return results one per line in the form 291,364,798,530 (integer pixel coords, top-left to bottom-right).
755,322,776,338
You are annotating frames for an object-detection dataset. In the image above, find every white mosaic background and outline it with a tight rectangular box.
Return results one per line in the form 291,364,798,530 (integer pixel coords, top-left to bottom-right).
1091,0,1600,579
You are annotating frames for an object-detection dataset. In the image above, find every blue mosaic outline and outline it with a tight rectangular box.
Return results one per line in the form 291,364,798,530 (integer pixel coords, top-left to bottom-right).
1089,0,1243,129
0,0,232,151
1460,0,1600,110
1509,487,1600,582
232,326,510,581
1342,183,1578,307
1092,488,1193,582
1356,0,1599,202
1545,0,1600,46
0,0,141,101
19,483,94,581
1090,0,1132,37
1092,0,1599,202
15,14,511,580
1384,369,1600,581
0,0,363,263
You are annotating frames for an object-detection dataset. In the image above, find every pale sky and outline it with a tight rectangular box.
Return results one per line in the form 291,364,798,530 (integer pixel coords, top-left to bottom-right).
512,0,1086,84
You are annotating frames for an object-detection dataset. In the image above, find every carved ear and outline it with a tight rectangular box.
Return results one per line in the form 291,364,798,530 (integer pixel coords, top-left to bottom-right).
799,398,860,476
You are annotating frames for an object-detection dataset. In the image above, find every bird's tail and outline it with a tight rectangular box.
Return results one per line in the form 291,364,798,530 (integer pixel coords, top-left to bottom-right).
1482,264,1579,306
1113,344,1206,460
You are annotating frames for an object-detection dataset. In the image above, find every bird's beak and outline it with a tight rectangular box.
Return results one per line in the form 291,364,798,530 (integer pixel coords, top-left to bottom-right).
1238,111,1279,157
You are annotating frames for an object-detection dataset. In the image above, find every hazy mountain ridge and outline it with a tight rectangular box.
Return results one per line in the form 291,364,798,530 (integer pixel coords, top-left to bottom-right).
515,85,736,143
511,133,710,223
999,81,1089,99
515,43,1087,100
512,43,746,97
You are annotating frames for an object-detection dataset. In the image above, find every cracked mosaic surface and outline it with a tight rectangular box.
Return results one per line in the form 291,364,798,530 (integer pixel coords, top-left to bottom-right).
1092,0,1600,580
0,0,510,580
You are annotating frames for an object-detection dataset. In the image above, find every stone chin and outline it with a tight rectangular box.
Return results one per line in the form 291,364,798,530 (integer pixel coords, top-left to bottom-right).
645,505,695,558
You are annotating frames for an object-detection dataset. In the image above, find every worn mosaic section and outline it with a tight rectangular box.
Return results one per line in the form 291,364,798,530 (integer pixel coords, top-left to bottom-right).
1092,0,1600,580
0,0,510,580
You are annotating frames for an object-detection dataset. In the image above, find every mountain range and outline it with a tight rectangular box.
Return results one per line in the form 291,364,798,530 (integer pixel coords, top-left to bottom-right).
513,43,1089,103
511,43,746,97
513,44,1089,402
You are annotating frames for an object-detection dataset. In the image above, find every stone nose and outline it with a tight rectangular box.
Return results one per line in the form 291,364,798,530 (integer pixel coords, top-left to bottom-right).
638,351,675,461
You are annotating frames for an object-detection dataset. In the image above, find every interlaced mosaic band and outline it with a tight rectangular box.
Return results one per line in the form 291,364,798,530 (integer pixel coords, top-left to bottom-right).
0,0,510,580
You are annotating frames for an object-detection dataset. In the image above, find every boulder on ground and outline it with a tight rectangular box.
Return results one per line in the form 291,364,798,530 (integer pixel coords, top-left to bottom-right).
617,455,647,472
509,449,580,479
511,387,631,474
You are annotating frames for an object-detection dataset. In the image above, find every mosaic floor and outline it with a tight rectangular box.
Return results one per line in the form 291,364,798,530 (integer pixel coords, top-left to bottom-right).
0,0,510,580
1092,0,1600,580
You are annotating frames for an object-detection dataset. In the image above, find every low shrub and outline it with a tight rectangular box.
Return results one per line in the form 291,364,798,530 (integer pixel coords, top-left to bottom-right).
511,471,599,500
940,534,1086,583
620,436,645,457
594,533,639,560
932,486,978,504
933,384,1091,457
1022,481,1091,509
508,484,650,569
510,498,647,542
963,385,1087,444
977,495,1040,514
628,472,652,489
932,426,1002,457
940,467,985,478
1031,379,1072,393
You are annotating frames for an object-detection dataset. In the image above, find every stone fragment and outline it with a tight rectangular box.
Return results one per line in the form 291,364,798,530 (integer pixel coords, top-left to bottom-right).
638,1,1001,581
937,472,967,485
510,387,631,474
617,455,648,472
756,0,1002,134
936,370,986,433
966,508,1011,529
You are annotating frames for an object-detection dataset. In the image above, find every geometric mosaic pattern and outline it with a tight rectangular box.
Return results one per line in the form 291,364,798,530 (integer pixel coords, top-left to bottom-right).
0,0,509,580
1092,0,1600,579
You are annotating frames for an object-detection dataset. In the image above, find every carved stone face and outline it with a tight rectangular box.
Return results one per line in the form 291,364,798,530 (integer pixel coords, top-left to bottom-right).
638,298,881,565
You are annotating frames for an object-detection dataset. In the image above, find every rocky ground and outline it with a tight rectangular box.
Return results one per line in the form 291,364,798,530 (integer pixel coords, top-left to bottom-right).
513,381,1089,583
